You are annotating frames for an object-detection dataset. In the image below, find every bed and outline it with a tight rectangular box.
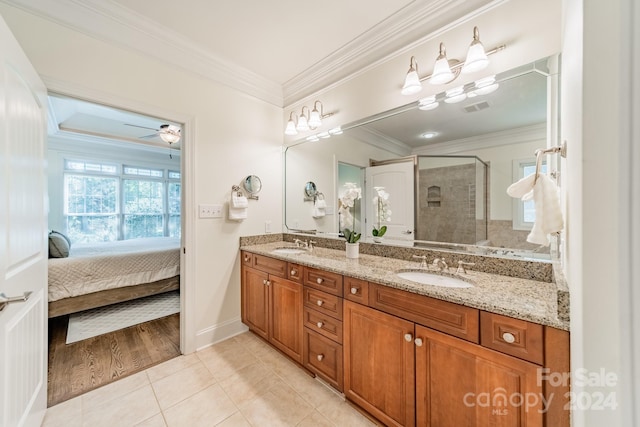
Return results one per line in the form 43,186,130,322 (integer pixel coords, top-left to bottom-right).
48,237,181,318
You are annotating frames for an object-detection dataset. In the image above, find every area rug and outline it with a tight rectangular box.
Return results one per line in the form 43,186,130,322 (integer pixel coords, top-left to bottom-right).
66,291,180,344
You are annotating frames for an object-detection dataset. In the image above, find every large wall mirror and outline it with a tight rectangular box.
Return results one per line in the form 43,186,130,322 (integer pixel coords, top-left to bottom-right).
284,55,560,260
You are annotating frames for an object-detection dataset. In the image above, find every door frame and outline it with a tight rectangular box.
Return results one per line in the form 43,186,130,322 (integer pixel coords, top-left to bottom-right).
41,77,197,354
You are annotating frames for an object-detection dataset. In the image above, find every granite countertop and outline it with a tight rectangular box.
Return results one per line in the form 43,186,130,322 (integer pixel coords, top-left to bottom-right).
240,241,569,331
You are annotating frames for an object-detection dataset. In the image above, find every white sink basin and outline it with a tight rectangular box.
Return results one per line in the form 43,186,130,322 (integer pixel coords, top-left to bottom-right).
395,270,474,288
271,247,306,255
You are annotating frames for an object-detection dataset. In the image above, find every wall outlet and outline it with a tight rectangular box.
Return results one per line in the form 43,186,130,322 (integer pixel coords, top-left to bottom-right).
199,204,222,218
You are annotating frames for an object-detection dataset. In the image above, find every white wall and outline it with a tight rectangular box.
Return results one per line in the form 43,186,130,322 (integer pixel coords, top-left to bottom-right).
0,4,283,351
563,0,636,425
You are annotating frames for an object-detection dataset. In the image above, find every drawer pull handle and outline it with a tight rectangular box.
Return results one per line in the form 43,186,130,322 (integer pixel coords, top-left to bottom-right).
291,269,297,276
404,333,413,342
316,278,324,284
317,300,324,307
317,354,324,361
350,287,358,295
414,338,423,347
502,332,516,343
317,321,324,328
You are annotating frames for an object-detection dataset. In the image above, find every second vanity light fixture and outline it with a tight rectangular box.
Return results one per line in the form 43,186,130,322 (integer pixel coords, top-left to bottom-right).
401,26,506,95
284,100,334,136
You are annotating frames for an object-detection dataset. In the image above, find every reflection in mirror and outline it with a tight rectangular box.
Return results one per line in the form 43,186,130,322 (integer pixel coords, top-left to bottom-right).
304,181,317,199
284,56,559,259
243,175,262,195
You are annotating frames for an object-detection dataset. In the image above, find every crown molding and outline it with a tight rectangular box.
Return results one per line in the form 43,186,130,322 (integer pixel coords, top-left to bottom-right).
2,0,284,106
3,0,496,108
347,126,412,157
411,122,546,155
282,0,498,106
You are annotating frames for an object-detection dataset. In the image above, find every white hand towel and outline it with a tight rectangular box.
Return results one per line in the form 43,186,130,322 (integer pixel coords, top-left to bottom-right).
506,173,563,246
312,206,326,218
229,205,247,221
315,199,327,209
232,193,248,208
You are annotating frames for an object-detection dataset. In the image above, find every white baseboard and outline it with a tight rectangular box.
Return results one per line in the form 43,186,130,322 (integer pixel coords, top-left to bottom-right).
194,317,248,351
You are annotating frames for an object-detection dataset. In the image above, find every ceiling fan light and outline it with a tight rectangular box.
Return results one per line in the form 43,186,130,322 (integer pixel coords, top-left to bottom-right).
461,27,489,74
159,124,181,144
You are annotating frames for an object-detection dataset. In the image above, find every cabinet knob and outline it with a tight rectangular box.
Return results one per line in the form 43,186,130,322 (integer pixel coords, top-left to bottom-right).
316,277,324,284
414,338,423,347
502,332,516,343
317,321,324,328
404,333,413,342
266,280,271,286
350,287,358,295
244,255,250,262
291,269,297,276
317,354,324,361
262,279,267,285
317,300,324,307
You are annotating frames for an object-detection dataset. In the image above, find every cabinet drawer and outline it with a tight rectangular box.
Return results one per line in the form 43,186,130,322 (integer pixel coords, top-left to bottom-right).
252,254,287,277
344,276,368,305
241,251,253,267
304,329,343,391
369,283,479,343
303,306,343,344
304,267,343,296
287,263,304,283
303,287,343,320
480,311,544,365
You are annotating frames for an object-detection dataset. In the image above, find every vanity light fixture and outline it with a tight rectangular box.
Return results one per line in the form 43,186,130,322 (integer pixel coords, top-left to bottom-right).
401,56,422,95
418,95,439,111
444,86,467,103
467,75,499,97
284,100,334,135
400,26,505,94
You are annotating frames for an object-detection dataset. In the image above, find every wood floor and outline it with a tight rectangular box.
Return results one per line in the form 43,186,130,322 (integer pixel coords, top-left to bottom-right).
47,313,181,407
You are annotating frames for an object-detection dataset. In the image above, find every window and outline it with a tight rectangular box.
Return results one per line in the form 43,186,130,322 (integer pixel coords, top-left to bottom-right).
512,159,546,230
63,159,180,242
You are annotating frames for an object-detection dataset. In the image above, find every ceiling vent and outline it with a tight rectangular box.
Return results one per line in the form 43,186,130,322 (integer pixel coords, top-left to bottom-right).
464,101,490,113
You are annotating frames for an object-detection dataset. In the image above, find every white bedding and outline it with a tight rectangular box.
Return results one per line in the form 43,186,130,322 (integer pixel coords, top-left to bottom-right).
48,237,180,302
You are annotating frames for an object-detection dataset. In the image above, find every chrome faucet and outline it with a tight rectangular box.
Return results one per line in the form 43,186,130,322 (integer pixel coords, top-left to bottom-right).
307,240,316,253
456,261,476,274
293,238,302,247
412,254,428,268
432,258,448,272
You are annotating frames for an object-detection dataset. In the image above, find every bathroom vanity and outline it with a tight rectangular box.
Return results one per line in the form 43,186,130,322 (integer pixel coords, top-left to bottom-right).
240,239,569,427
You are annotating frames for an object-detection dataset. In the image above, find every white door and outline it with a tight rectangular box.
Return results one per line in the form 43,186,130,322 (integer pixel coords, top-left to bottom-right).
0,15,49,427
365,161,415,245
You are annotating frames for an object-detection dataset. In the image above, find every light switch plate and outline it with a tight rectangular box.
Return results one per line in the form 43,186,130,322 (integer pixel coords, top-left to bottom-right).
199,204,222,218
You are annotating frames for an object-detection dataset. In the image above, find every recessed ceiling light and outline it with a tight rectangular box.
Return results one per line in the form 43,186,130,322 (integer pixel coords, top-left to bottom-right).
421,132,438,139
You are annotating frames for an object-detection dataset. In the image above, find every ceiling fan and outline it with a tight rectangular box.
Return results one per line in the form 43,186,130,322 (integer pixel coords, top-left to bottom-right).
124,123,181,158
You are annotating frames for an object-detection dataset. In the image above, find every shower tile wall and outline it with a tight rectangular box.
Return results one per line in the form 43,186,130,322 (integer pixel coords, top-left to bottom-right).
418,164,485,244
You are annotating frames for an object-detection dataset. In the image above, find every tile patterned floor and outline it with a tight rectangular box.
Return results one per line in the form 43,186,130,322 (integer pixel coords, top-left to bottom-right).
42,332,379,427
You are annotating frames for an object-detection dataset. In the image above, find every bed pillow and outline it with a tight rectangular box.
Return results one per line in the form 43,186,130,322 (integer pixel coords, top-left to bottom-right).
49,230,71,258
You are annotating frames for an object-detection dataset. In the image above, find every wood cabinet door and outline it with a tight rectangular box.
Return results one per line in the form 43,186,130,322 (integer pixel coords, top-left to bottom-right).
415,325,543,427
241,267,269,340
269,276,304,364
344,300,416,427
